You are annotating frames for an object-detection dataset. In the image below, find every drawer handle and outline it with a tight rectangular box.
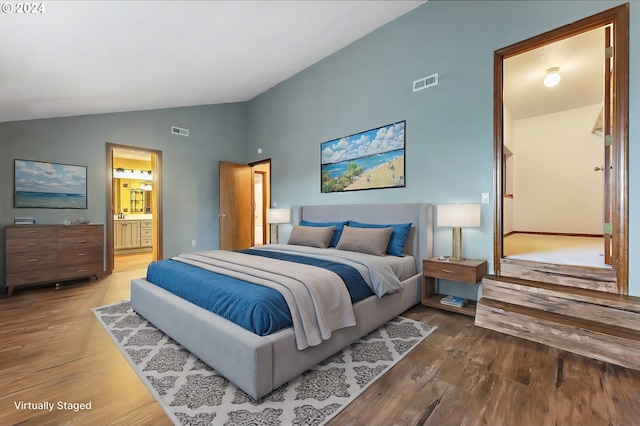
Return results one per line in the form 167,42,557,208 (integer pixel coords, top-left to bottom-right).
27,259,39,262
77,269,86,272
27,243,37,246
27,275,38,279
77,240,87,243
26,230,37,234
77,253,87,256
77,229,87,232
440,269,455,274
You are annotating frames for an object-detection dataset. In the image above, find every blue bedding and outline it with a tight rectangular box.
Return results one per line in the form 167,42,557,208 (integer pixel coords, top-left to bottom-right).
145,249,374,336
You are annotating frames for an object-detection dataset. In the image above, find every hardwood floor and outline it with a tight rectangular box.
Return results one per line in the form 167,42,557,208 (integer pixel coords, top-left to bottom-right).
1,272,639,426
113,252,153,272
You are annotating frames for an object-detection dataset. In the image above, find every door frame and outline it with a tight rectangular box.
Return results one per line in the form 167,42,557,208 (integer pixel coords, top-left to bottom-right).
252,170,267,245
249,159,272,245
105,143,163,274
493,4,629,293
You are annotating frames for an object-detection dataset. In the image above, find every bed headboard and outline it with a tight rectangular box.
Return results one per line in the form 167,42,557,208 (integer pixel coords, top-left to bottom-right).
293,203,433,271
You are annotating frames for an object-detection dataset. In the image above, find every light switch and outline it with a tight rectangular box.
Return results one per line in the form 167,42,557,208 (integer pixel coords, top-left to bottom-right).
482,193,490,204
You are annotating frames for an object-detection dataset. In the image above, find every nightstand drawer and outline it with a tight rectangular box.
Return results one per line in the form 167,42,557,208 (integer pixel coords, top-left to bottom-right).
423,259,486,284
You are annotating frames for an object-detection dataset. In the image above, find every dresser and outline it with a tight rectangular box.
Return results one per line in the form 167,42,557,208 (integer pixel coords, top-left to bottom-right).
5,224,104,296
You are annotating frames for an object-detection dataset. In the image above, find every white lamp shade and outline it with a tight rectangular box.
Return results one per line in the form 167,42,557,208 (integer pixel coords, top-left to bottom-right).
437,204,481,227
266,208,291,224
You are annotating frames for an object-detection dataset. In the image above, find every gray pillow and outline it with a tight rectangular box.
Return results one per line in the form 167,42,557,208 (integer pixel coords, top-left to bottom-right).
287,225,335,249
336,225,393,256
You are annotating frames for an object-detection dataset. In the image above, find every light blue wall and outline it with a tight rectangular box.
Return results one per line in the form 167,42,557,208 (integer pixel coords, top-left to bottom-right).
1,1,637,298
0,104,246,284
246,1,638,298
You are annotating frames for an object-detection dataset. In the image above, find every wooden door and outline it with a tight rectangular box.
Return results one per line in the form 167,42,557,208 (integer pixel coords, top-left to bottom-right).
219,161,252,250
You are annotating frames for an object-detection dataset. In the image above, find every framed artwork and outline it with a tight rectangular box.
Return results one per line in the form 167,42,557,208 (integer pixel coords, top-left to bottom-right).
321,120,406,193
14,159,88,209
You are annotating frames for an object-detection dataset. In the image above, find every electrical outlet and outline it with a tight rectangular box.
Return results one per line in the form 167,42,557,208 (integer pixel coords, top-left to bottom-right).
482,193,490,204
191,240,196,247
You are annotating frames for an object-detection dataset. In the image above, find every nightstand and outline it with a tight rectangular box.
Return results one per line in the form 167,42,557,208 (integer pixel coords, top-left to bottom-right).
421,257,487,317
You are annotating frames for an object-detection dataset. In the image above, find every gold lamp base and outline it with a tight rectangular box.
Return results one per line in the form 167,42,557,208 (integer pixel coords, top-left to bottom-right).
450,227,465,261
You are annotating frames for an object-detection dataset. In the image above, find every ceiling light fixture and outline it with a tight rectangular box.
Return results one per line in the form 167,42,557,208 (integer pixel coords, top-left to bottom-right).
544,67,561,87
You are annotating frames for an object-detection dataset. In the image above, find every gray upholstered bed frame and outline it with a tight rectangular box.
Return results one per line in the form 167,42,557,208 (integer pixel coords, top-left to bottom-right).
131,203,433,399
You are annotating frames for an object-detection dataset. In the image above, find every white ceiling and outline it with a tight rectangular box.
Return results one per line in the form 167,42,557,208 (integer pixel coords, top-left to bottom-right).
504,27,605,120
0,1,426,123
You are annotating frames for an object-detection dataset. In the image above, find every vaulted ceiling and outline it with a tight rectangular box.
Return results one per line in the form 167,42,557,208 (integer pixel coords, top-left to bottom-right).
0,1,425,123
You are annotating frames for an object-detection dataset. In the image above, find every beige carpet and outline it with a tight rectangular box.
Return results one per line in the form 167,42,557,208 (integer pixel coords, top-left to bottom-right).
504,233,607,267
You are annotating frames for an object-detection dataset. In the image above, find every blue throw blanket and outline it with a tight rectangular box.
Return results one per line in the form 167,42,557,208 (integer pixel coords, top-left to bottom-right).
146,249,374,336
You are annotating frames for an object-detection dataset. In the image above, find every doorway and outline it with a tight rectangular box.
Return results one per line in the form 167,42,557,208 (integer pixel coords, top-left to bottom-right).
252,161,271,246
494,4,629,293
105,143,163,273
219,159,271,250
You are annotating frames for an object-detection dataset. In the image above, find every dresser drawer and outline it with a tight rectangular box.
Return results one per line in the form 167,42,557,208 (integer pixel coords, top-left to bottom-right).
6,226,57,240
140,228,152,237
6,251,57,274
58,248,104,267
140,237,152,247
58,263,103,280
6,237,58,254
58,225,103,238
58,235,103,250
140,220,152,228
6,268,58,287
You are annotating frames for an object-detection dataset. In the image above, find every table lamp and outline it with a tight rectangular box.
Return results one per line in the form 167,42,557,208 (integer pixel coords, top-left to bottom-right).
266,208,291,244
437,204,481,260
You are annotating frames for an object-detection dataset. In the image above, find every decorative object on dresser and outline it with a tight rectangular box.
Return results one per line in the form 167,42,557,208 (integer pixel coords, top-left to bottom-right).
5,224,104,296
14,217,35,225
421,257,487,317
436,203,481,261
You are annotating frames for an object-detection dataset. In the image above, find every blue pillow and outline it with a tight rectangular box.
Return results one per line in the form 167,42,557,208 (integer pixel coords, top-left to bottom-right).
299,220,349,247
348,221,412,257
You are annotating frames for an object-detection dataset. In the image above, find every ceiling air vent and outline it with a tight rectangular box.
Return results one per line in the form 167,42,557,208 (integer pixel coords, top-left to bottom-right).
171,126,189,137
413,73,438,92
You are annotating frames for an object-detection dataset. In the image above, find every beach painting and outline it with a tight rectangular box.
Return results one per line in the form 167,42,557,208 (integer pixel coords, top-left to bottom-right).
321,120,406,193
14,159,87,209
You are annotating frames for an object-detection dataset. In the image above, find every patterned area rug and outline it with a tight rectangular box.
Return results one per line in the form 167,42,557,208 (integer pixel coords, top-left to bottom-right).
93,300,436,426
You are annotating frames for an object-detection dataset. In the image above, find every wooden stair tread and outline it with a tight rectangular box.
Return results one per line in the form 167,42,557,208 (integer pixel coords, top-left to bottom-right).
483,274,640,312
478,298,640,342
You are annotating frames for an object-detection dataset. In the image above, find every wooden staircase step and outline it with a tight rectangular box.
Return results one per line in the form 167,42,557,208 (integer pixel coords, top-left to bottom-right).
481,275,640,330
476,298,640,371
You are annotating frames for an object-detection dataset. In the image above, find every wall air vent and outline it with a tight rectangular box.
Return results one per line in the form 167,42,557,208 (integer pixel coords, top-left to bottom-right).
171,126,189,137
413,73,438,92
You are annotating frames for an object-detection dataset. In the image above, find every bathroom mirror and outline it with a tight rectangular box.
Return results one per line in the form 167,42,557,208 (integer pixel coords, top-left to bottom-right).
113,178,152,214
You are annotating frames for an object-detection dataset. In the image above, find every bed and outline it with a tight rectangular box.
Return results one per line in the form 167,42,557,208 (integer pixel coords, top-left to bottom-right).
130,203,433,399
